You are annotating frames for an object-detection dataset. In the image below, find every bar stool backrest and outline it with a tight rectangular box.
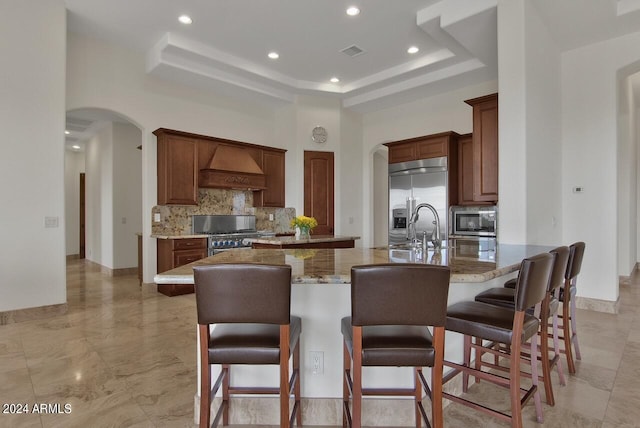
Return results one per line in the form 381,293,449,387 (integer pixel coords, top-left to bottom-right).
549,246,570,292
351,263,450,327
193,263,292,325
566,242,586,281
514,253,554,312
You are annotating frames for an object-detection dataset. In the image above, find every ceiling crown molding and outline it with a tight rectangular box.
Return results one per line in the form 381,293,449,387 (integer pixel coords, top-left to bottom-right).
145,1,498,112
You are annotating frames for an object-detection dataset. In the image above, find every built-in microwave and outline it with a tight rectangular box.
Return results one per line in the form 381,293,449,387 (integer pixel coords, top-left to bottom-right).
451,206,497,237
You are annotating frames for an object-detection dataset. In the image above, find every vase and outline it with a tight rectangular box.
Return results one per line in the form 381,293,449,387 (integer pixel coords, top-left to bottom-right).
298,226,310,240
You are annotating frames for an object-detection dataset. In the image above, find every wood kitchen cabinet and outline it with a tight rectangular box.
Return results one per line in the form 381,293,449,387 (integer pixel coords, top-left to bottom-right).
253,149,286,208
156,238,207,296
457,133,476,205
155,128,286,207
154,129,198,205
464,93,498,204
384,131,460,205
385,132,454,164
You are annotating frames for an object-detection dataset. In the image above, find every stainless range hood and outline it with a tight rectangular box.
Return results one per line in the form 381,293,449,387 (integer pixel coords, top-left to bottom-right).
199,144,267,190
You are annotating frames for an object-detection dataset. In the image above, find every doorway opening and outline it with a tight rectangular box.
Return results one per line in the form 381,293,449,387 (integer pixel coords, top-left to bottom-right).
64,108,143,274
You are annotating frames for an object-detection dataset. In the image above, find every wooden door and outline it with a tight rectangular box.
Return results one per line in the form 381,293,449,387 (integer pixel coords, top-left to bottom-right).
79,173,85,259
304,151,334,236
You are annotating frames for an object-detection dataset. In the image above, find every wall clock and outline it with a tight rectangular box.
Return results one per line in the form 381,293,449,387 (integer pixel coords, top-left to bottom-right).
311,126,328,144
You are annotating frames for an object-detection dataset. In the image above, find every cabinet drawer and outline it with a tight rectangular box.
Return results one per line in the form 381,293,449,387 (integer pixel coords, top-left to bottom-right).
173,238,206,250
173,248,207,267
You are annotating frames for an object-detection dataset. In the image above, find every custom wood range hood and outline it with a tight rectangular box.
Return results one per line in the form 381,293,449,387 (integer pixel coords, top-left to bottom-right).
199,144,267,190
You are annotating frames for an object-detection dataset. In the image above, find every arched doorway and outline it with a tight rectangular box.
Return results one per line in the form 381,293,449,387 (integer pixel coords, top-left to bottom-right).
65,108,143,274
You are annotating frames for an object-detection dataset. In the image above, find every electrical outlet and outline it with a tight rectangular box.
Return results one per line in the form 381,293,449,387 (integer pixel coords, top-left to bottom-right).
269,213,274,221
310,351,324,375
44,216,59,228
153,213,161,222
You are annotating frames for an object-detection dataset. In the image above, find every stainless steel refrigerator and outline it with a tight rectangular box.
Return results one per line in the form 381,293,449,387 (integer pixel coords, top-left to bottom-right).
388,157,448,246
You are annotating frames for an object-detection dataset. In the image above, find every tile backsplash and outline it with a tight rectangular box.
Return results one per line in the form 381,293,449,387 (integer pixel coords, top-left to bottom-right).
152,188,295,235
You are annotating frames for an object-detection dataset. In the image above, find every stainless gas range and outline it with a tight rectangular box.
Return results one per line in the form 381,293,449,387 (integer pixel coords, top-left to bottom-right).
192,215,274,255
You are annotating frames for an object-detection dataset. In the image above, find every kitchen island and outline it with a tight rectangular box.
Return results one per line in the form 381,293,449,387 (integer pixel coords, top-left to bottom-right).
155,243,552,426
249,234,359,249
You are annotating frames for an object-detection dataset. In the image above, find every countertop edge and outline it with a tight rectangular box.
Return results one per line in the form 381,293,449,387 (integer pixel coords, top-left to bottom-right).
152,234,209,239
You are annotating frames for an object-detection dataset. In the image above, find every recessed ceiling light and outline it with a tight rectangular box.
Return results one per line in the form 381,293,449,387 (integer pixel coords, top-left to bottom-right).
72,145,81,150
407,46,419,54
346,6,360,16
64,130,70,135
178,15,193,25
330,77,340,83
268,52,279,59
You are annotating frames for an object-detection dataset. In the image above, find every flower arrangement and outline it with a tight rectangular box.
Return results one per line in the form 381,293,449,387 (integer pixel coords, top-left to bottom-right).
290,215,318,230
290,215,318,239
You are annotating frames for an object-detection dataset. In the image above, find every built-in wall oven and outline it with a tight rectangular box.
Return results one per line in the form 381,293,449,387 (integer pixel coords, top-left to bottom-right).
451,206,497,237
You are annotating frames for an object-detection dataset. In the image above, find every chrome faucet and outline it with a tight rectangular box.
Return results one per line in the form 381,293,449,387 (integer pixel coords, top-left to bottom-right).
409,203,441,250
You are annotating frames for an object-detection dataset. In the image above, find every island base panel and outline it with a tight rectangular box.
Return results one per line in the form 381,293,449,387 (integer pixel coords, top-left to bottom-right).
158,283,194,296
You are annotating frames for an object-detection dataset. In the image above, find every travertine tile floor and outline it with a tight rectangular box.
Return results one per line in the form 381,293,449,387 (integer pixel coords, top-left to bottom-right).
1,259,639,427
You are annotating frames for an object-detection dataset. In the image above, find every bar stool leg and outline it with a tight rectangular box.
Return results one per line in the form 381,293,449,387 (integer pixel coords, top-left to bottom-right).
509,315,524,428
352,327,363,428
222,365,229,425
279,325,290,428
294,342,301,426
343,341,350,428
562,292,576,374
570,286,582,361
473,336,483,385
552,311,566,386
414,368,422,428
529,329,543,423
539,316,554,406
462,335,471,392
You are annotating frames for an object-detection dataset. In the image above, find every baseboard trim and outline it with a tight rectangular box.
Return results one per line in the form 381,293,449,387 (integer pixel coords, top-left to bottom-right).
575,296,619,314
82,259,137,277
0,303,68,325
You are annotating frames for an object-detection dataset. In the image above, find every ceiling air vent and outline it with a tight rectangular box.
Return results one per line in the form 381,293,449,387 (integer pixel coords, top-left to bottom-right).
341,45,365,57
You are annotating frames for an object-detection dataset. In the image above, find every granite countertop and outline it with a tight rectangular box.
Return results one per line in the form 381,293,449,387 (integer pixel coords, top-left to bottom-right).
154,244,553,285
249,235,360,245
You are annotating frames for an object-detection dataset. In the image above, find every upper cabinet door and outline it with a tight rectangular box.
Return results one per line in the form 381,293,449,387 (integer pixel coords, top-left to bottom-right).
155,131,198,205
466,93,498,203
255,150,286,207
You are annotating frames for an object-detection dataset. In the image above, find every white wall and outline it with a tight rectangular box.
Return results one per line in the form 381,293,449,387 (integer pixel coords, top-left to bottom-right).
372,149,388,247
85,124,114,267
339,107,364,242
0,0,67,312
523,1,563,245
112,122,142,269
618,71,638,275
562,31,640,302
497,0,527,244
361,80,498,247
64,151,86,256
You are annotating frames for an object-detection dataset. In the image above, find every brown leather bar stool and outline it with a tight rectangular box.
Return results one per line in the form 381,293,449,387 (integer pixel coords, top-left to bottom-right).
474,246,570,406
559,241,586,373
443,252,554,428
194,263,301,428
341,263,451,428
